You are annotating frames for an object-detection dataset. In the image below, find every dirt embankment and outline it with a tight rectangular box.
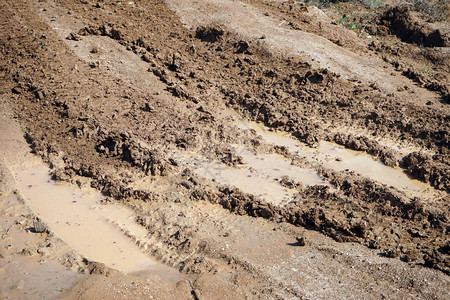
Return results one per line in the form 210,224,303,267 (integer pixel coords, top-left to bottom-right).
0,0,449,298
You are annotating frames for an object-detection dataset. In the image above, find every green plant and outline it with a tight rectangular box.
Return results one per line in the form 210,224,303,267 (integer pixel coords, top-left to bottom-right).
420,67,430,74
338,15,362,35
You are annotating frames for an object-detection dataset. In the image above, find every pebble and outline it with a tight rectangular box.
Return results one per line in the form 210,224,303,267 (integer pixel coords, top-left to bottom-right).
296,235,306,246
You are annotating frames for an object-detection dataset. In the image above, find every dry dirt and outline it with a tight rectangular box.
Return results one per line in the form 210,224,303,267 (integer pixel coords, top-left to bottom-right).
0,0,449,299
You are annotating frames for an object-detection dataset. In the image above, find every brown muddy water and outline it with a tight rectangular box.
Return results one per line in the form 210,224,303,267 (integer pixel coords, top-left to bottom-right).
14,165,155,273
179,150,296,205
174,118,436,206
237,121,436,197
175,146,328,206
0,102,181,278
174,119,435,207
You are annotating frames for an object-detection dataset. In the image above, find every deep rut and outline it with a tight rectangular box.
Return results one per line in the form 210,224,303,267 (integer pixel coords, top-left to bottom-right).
0,0,449,298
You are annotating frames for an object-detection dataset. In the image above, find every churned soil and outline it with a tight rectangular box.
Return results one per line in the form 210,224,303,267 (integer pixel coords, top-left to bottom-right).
0,0,448,299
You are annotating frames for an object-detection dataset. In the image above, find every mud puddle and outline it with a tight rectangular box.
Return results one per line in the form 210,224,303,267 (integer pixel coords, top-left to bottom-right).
11,163,183,281
317,142,434,193
0,190,85,299
174,146,327,205
176,151,293,205
13,165,157,273
236,146,327,186
237,121,436,196
0,102,181,278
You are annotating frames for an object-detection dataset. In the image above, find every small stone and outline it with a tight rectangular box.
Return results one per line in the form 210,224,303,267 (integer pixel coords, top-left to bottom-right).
20,247,37,256
143,102,154,112
384,248,399,258
11,87,22,94
141,53,153,63
179,181,191,190
171,53,182,71
33,219,47,233
296,235,307,246
66,32,81,41
37,247,49,256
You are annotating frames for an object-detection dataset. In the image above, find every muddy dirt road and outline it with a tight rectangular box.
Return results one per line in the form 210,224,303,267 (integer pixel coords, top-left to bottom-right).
0,0,449,298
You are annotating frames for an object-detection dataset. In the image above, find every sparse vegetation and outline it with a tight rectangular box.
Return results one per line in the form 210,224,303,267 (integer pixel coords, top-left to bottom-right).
338,14,362,35
337,12,380,37
296,0,385,8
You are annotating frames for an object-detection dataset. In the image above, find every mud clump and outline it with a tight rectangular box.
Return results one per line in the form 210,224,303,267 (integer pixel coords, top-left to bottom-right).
171,53,182,71
401,152,449,192
280,176,303,190
83,261,118,276
66,32,82,41
96,132,172,176
179,256,218,275
296,235,307,246
235,40,251,54
195,25,224,42
380,6,449,47
423,250,450,275
33,219,47,233
221,151,244,166
384,248,400,258
77,24,123,41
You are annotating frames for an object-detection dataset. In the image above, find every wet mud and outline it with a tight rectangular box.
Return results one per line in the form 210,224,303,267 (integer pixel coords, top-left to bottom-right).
0,0,449,298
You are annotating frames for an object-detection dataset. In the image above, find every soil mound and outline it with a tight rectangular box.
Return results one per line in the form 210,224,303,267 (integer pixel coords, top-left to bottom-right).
380,6,449,47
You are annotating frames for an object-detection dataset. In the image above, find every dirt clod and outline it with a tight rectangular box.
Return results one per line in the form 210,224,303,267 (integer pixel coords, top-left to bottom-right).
296,235,307,246
195,25,224,42
0,0,449,298
33,219,47,233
